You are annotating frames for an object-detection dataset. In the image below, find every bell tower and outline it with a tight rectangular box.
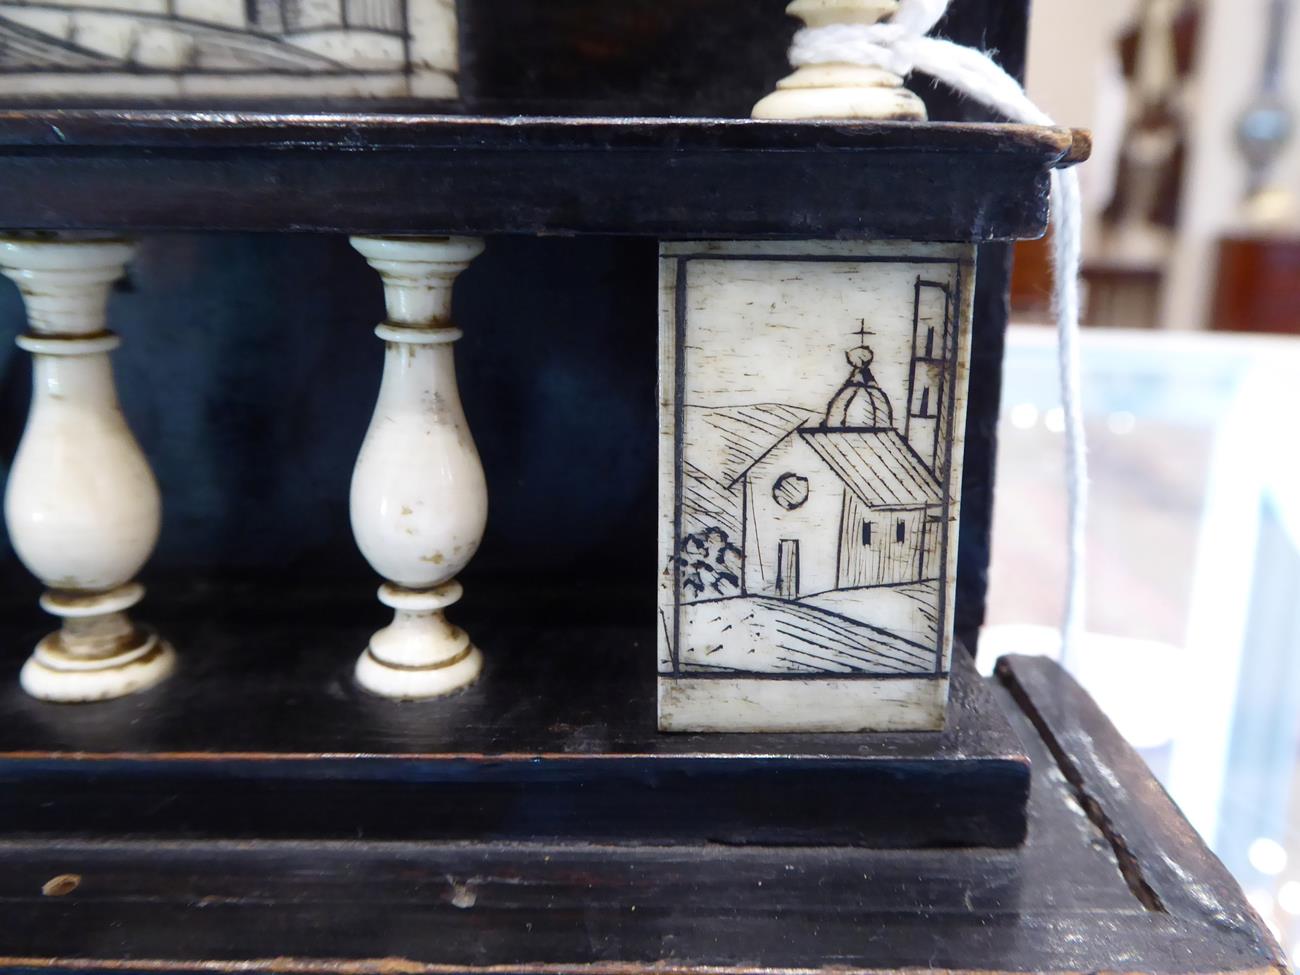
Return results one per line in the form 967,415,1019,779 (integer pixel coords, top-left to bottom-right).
904,277,953,473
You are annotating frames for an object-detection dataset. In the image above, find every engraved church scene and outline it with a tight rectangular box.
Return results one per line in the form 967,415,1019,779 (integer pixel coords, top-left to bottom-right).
665,256,962,677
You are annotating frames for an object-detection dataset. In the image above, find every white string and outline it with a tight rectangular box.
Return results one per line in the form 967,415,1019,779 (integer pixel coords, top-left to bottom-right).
789,1,1088,661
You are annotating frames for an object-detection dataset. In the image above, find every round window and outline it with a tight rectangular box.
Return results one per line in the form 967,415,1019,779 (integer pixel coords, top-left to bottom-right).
772,473,810,511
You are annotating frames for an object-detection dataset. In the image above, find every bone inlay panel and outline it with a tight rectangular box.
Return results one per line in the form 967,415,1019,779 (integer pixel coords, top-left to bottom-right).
0,0,456,99
658,240,975,732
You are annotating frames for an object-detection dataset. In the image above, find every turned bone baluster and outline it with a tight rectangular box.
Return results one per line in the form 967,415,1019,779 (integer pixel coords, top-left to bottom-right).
1,235,176,702
348,235,487,699
751,0,928,121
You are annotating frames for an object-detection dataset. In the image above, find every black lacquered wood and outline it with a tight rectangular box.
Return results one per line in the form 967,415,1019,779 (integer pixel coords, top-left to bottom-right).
455,0,1030,120
0,584,1027,847
0,112,1085,238
0,660,1283,975
0,0,1043,642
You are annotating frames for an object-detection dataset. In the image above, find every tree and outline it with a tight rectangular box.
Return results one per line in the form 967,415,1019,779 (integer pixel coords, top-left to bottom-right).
677,526,743,599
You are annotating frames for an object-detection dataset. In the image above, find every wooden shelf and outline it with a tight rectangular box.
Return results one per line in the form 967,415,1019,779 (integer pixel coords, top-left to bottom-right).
0,111,1087,238
0,655,1282,975
0,583,1027,848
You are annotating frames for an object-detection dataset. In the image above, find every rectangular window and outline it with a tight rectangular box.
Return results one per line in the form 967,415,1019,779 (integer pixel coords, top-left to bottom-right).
896,519,906,543
918,386,931,417
862,521,873,546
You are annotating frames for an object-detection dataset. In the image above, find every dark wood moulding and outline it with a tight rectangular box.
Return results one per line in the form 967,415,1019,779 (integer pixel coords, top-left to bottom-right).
0,654,1281,975
0,583,1028,848
0,111,1088,238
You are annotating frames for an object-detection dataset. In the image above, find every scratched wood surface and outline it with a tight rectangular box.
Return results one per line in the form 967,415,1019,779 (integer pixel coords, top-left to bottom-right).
0,655,1284,975
0,581,1029,847
0,112,1085,237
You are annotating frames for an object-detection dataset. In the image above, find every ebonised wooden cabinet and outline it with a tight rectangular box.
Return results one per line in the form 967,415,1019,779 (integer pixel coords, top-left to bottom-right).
0,2,1283,973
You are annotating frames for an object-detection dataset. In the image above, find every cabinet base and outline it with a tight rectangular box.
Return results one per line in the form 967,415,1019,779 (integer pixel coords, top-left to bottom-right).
0,581,1027,847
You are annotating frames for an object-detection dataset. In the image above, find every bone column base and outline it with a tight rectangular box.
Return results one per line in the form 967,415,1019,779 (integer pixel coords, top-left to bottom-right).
0,235,174,704
354,581,483,700
348,236,488,701
20,584,176,703
751,0,929,121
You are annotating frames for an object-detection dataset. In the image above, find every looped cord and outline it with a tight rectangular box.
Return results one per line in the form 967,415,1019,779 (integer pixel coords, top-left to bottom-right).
788,0,1089,660
790,23,917,75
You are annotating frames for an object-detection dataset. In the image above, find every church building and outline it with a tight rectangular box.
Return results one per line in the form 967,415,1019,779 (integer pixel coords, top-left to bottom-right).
732,396,943,600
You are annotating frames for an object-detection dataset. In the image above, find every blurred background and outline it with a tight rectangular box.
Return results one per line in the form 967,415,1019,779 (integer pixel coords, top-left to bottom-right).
985,0,1300,961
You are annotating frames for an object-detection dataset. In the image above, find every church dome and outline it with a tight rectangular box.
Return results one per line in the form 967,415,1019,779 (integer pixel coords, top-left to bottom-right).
826,384,894,428
824,345,894,428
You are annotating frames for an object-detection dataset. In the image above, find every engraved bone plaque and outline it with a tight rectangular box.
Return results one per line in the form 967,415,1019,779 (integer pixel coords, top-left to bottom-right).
0,0,456,100
658,241,975,732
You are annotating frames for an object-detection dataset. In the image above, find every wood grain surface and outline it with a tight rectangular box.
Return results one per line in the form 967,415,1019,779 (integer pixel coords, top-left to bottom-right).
0,653,1282,975
0,583,1028,847
0,113,1086,238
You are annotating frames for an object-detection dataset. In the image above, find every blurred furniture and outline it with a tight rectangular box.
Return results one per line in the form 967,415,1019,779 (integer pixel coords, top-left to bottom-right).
1212,235,1300,332
1207,0,1299,335
1083,260,1165,327
1085,0,1200,328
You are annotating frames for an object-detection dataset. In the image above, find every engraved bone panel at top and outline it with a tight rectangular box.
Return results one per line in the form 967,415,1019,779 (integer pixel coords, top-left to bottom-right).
658,240,975,733
0,0,457,99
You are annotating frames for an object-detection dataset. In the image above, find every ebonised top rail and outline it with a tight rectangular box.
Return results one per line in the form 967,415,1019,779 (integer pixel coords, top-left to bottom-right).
0,111,1089,238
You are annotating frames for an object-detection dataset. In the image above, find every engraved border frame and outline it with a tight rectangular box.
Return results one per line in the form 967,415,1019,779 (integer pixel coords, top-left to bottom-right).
658,241,976,693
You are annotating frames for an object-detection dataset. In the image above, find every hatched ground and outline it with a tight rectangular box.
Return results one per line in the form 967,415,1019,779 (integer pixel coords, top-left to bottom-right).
677,586,939,675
